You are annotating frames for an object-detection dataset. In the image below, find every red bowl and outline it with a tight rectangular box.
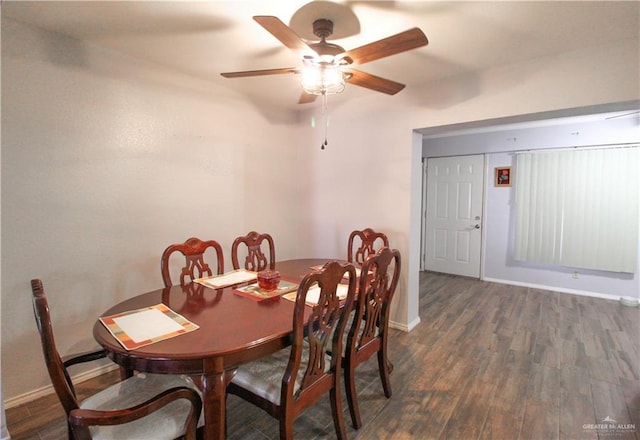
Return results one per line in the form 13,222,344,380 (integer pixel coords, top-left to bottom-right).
257,270,281,291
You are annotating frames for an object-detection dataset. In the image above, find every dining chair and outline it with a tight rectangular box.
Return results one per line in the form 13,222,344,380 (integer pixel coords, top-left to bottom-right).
231,230,275,271
344,247,401,429
347,228,390,266
30,279,203,440
160,236,224,287
227,261,357,439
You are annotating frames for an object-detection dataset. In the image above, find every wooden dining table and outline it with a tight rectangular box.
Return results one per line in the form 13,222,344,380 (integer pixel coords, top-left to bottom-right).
92,258,333,440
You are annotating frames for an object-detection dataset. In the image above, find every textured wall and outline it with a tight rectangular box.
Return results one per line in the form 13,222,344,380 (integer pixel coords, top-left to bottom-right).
1,18,306,401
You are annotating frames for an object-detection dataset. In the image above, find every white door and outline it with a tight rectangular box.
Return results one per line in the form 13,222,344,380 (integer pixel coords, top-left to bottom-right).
423,155,484,278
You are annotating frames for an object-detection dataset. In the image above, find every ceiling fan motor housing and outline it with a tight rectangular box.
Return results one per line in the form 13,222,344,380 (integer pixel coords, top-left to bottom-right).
312,19,334,39
307,18,346,60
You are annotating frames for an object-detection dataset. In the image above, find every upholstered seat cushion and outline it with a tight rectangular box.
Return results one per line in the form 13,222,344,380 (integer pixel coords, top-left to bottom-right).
80,373,203,440
231,344,331,406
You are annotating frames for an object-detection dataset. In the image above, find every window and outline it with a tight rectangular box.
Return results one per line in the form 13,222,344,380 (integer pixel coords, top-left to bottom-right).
514,146,639,273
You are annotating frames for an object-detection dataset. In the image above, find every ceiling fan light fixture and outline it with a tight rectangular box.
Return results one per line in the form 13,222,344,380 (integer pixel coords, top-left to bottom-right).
301,63,345,95
221,15,429,103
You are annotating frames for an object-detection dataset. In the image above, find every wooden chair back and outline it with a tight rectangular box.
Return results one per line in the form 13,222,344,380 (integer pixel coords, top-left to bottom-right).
231,231,275,271
285,261,356,412
31,279,85,416
344,247,401,429
347,228,390,266
227,260,357,439
160,237,224,287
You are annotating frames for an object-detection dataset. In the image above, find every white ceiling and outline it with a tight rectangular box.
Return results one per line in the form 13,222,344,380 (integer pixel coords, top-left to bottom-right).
3,1,639,113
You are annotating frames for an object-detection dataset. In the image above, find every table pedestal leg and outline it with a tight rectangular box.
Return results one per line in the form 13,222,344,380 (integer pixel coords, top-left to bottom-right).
118,366,133,380
201,370,227,440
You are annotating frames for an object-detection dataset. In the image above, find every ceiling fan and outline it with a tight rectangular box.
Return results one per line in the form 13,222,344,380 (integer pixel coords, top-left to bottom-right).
221,15,428,104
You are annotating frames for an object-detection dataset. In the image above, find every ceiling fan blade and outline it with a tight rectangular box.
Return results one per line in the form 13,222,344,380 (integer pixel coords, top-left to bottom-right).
253,16,313,54
342,28,428,65
221,67,300,78
298,92,317,104
344,69,406,95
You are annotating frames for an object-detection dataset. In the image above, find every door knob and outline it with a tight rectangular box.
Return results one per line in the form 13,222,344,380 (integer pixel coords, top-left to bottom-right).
473,224,480,229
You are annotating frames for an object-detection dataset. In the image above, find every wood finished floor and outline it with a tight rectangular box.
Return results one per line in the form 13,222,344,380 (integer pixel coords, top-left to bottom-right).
6,272,640,439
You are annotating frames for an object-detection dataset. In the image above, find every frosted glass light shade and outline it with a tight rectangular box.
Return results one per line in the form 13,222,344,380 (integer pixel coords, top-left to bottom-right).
301,65,345,95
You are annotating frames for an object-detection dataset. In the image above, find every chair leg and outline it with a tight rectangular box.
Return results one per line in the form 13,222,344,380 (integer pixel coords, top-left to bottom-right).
377,349,393,398
330,385,348,440
344,361,362,429
280,416,294,440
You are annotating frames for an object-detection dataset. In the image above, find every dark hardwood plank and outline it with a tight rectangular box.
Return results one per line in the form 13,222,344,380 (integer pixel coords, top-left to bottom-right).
479,407,522,440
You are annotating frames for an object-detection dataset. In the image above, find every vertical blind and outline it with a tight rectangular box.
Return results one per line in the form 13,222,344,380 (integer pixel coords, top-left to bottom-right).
514,145,639,273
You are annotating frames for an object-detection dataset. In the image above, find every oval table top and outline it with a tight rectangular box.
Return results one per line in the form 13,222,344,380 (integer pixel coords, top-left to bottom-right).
92,258,336,372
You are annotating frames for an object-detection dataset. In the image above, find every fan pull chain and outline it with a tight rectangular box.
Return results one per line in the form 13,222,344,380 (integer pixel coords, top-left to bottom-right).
321,92,328,150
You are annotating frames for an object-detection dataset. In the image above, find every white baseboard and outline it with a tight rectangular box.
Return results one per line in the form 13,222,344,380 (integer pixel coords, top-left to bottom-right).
390,316,421,332
4,364,119,409
482,277,622,302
